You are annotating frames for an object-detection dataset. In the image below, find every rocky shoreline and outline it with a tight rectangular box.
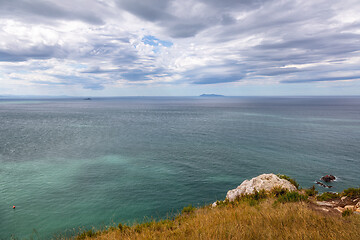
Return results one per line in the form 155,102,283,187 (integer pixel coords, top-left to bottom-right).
212,173,360,215
73,173,360,239
313,195,360,214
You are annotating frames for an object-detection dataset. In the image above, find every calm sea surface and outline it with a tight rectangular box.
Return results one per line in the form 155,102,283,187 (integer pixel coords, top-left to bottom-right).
1,97,360,239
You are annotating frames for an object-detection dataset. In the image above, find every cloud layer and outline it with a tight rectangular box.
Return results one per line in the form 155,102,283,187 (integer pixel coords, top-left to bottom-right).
1,0,360,95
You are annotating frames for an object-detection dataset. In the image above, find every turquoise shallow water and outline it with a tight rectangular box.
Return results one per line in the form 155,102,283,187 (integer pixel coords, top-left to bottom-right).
1,97,360,239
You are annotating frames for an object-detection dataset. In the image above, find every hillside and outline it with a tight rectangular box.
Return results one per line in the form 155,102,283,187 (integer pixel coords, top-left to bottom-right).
74,175,360,240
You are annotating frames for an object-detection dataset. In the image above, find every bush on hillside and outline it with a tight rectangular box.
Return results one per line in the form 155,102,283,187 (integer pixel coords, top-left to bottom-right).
182,204,196,214
305,185,318,197
277,174,300,189
316,192,339,201
276,191,307,203
271,186,289,197
342,188,360,198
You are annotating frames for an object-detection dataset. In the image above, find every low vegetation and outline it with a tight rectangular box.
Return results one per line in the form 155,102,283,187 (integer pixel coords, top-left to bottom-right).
315,187,360,201
276,174,300,189
75,199,360,240
304,185,318,196
342,209,353,217
181,204,196,214
73,178,360,240
342,188,360,198
316,192,340,201
275,191,308,204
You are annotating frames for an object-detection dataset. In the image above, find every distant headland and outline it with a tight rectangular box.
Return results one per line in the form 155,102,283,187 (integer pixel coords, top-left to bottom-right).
199,94,224,97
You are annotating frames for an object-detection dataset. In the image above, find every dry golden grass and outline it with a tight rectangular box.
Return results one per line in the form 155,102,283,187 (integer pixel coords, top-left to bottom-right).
76,199,360,240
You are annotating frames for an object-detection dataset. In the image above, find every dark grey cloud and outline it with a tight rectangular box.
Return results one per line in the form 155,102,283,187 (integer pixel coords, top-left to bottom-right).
282,76,360,84
0,51,29,62
168,23,207,38
1,0,360,93
213,1,333,43
0,45,66,62
117,0,172,22
83,83,105,90
257,33,360,54
200,0,273,9
81,67,121,74
116,0,207,38
0,0,104,25
31,80,71,86
81,65,171,83
256,67,302,76
192,75,243,84
52,75,105,90
121,68,169,81
116,0,258,38
219,14,236,25
121,70,152,81
183,61,246,84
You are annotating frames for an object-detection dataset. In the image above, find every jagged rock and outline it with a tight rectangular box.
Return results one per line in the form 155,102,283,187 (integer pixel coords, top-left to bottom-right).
335,207,344,213
344,205,355,211
226,173,297,202
341,196,347,201
212,202,217,208
321,175,336,182
316,201,334,207
356,202,360,208
316,181,332,188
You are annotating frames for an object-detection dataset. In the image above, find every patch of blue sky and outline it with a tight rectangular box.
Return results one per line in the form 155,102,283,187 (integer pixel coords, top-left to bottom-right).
13,69,29,74
70,63,88,69
142,35,173,48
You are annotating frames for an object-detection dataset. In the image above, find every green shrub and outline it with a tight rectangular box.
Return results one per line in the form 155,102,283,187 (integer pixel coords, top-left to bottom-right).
305,186,318,197
159,219,174,230
249,189,267,201
277,174,300,189
118,223,123,231
77,229,97,239
342,188,360,198
108,226,116,231
342,209,353,217
317,192,339,201
134,224,142,233
271,187,288,197
247,198,259,206
182,204,196,214
141,222,153,229
238,189,268,206
118,223,130,232
276,191,307,203
215,199,230,207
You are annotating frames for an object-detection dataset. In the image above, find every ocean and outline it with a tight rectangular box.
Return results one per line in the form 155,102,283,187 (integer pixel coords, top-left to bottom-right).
1,96,359,239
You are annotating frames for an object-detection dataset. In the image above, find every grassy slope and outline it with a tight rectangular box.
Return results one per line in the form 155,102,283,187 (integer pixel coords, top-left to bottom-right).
77,199,360,240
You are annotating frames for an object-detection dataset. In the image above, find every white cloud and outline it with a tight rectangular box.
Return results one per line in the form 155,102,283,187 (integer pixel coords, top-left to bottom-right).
0,0,360,95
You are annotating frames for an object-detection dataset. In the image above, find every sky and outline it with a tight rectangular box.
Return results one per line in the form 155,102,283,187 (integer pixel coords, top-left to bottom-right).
1,0,360,96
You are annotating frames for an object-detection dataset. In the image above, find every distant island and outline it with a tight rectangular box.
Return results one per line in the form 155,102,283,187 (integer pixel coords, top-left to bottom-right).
200,94,224,97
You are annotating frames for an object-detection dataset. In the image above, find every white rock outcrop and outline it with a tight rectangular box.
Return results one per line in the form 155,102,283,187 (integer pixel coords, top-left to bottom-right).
226,173,297,202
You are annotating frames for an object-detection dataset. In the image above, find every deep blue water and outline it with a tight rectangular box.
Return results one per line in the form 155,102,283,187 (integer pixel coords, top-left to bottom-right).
1,96,360,239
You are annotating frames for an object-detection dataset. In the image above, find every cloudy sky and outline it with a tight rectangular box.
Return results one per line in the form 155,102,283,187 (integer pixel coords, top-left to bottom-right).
1,0,360,96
